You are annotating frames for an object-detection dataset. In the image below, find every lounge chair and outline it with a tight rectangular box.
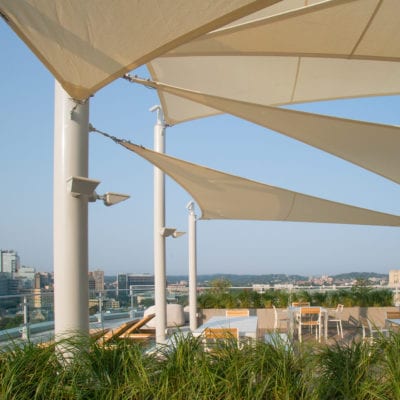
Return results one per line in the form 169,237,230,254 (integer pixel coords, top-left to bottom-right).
98,313,155,344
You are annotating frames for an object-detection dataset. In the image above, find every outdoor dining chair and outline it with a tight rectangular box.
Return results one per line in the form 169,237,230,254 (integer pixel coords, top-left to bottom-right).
273,305,289,332
292,302,311,307
298,307,322,342
359,316,389,343
328,304,344,338
225,309,250,317
202,327,240,351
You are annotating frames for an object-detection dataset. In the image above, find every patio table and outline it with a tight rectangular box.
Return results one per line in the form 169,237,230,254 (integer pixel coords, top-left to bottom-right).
385,318,400,329
193,315,258,339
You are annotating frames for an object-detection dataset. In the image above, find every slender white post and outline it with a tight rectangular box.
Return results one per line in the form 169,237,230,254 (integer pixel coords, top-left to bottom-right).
151,105,167,343
21,296,29,340
54,81,89,339
187,201,198,331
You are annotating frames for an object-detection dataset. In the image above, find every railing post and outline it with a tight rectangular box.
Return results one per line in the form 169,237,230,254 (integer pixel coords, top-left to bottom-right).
21,296,29,340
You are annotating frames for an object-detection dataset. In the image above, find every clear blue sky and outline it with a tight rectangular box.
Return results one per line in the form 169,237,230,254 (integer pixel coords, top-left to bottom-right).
1,20,400,277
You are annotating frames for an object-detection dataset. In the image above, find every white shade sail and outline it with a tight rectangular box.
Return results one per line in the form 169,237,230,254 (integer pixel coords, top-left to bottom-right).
167,0,400,61
132,78,400,185
0,0,277,100
119,141,400,227
148,0,400,124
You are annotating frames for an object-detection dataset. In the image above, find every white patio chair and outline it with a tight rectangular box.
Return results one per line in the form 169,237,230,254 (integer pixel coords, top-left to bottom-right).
359,316,389,343
273,305,289,332
328,304,344,338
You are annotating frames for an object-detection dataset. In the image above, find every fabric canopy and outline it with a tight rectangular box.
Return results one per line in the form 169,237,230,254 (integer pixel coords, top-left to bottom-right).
148,0,400,124
119,141,400,226
167,0,400,61
132,78,400,185
0,0,277,100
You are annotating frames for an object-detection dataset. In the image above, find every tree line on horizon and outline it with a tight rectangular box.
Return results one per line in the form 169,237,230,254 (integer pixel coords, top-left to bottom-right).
196,278,393,309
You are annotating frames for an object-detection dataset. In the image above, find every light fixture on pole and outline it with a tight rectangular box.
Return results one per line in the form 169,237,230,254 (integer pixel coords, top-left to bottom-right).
160,227,186,238
67,176,130,206
67,176,100,197
91,192,130,207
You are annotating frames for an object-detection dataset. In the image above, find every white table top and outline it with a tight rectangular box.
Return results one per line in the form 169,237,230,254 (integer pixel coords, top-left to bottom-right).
386,318,400,326
193,315,258,339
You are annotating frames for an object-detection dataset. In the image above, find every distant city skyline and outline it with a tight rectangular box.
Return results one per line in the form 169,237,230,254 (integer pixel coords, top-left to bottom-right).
1,20,400,277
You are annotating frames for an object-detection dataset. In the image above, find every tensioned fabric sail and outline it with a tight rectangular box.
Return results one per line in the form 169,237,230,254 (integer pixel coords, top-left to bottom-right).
119,141,400,226
0,0,277,100
131,78,400,185
168,0,400,61
148,0,400,124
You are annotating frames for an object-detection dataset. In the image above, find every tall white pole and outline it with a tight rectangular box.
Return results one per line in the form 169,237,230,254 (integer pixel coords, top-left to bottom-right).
152,105,167,343
187,201,198,331
53,81,89,339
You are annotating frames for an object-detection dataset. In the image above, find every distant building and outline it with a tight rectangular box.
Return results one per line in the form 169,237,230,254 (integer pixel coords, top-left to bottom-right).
117,273,155,296
89,269,105,292
0,250,20,278
252,284,270,293
167,282,188,294
31,287,54,310
389,270,400,287
127,273,155,287
34,272,53,289
88,273,96,298
117,273,128,296
0,273,19,295
15,265,35,280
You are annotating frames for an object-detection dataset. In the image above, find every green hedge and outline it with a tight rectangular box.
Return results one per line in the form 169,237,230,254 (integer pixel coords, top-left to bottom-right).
197,287,394,309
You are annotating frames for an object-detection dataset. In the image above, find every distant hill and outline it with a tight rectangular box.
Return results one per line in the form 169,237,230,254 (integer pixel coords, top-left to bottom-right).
105,272,388,286
168,274,307,286
332,272,387,280
167,272,388,286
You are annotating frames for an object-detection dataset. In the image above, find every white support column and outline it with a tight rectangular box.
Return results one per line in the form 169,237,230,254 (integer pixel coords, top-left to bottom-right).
152,105,167,343
187,201,198,331
53,81,89,339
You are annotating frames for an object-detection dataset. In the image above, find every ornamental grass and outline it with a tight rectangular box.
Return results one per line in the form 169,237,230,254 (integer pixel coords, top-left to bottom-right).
1,330,400,399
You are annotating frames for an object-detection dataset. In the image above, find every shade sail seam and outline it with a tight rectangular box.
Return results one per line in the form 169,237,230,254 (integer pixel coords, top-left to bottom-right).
284,193,297,221
290,57,301,102
163,0,357,56
349,0,383,58
156,51,400,63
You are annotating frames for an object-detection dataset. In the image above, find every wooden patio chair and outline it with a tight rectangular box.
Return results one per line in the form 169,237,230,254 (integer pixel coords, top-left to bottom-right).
386,311,400,331
298,307,322,342
225,309,250,317
292,302,310,307
202,327,240,351
386,311,400,319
